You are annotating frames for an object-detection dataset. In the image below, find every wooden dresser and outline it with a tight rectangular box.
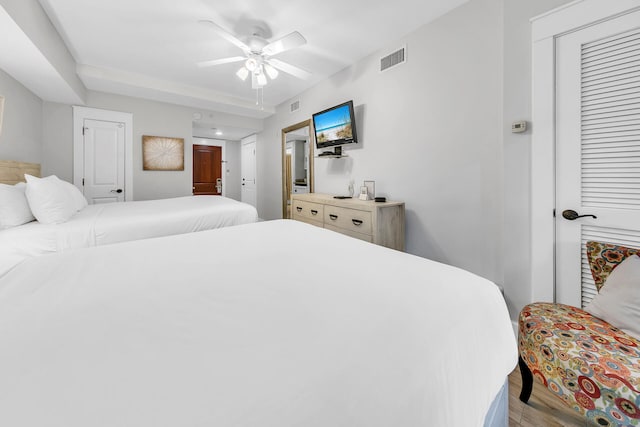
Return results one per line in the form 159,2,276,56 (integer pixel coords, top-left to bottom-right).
291,193,405,251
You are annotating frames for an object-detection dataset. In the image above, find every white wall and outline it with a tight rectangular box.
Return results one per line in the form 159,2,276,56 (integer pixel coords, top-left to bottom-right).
502,0,573,318
43,91,261,200
41,100,72,180
0,68,42,163
260,0,505,284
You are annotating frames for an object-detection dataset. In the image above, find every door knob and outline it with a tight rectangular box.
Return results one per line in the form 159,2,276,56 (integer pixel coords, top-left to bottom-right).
110,189,123,194
562,209,597,220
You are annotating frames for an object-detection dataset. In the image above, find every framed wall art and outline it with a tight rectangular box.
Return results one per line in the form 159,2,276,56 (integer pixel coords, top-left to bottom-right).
142,135,184,171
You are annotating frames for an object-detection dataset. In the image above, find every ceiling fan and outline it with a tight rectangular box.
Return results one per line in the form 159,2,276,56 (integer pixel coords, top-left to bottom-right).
198,20,312,90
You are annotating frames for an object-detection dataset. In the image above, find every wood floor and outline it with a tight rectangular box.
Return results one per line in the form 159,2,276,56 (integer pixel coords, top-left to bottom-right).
508,366,595,427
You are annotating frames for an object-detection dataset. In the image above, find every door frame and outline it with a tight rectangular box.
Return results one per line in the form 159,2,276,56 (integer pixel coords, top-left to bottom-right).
73,106,133,201
192,138,226,197
530,0,640,302
281,119,314,219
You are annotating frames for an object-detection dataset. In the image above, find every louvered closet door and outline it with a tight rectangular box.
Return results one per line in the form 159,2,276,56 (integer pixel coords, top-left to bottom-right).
556,11,640,308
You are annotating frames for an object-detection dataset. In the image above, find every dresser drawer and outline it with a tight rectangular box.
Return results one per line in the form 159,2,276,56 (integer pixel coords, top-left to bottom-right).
324,205,372,235
292,199,324,222
325,224,373,243
293,215,323,228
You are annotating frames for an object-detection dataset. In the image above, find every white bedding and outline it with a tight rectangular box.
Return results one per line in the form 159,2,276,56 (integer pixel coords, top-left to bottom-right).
0,220,516,426
0,195,257,276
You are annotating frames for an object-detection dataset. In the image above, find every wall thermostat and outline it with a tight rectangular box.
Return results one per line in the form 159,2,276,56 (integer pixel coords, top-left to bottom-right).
512,121,527,133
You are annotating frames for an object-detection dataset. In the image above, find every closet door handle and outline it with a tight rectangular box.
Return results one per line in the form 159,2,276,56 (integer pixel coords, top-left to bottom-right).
296,207,302,212
311,209,318,215
329,214,338,221
352,219,363,226
562,209,597,220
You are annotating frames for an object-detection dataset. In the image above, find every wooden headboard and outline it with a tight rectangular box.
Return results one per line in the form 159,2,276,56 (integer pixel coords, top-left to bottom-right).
0,160,41,184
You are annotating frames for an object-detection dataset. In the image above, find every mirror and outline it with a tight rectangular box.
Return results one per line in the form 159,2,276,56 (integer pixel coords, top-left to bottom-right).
282,119,314,218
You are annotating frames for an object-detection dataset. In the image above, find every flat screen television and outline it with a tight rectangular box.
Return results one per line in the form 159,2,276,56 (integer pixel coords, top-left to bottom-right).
312,101,358,152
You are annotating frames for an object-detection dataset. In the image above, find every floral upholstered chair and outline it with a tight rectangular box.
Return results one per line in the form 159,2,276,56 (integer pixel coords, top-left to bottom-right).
518,241,640,427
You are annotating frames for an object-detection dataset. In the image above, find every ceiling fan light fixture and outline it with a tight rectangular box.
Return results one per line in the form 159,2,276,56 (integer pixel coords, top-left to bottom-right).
245,57,258,72
256,71,268,87
236,66,249,81
264,63,279,80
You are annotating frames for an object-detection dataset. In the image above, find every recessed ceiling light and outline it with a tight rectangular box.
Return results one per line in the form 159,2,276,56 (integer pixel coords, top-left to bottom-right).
216,130,223,136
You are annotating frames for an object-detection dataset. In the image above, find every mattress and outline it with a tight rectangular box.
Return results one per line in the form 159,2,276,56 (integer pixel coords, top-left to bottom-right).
0,220,517,426
0,195,258,276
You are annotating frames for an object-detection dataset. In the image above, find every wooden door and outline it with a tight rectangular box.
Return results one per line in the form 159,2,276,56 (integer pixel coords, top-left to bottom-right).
83,119,125,204
555,13,640,307
193,145,222,195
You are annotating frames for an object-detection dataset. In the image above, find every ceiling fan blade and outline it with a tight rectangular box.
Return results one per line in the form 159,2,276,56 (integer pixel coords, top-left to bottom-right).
197,56,246,68
199,19,250,53
267,59,312,80
262,31,307,56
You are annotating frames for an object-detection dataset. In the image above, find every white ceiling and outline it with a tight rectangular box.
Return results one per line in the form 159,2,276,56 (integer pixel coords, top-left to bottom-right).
192,121,256,141
0,6,82,105
38,0,468,118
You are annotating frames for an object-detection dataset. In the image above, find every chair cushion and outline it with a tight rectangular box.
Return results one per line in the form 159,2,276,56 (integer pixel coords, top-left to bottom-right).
587,241,640,292
519,302,640,426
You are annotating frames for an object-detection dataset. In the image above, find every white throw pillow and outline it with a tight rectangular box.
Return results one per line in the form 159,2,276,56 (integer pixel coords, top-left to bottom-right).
585,254,640,341
24,174,77,224
0,182,35,229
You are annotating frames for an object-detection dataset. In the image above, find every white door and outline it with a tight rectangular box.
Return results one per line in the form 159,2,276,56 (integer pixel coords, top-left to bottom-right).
82,119,125,204
241,135,257,208
555,13,640,307
73,107,132,203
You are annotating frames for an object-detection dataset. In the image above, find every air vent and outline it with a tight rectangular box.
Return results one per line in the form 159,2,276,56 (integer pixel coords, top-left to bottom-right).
290,100,300,113
380,46,406,72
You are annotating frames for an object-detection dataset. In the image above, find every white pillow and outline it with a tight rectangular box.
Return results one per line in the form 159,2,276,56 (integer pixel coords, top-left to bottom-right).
585,254,640,341
24,174,77,224
0,182,35,229
60,180,88,212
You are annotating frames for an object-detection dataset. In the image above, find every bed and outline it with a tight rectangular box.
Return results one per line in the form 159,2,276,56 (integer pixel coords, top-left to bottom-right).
0,220,517,426
0,161,258,276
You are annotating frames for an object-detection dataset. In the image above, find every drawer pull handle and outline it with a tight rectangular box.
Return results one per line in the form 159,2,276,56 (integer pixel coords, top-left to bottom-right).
352,219,363,226
296,207,302,212
329,214,338,220
311,209,318,215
